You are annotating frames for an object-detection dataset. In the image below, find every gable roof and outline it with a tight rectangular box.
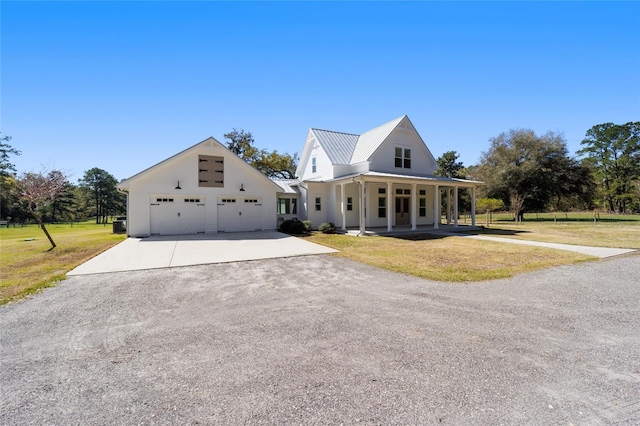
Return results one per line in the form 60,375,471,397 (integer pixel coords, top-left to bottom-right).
349,115,406,164
310,129,359,165
308,115,412,166
117,136,281,191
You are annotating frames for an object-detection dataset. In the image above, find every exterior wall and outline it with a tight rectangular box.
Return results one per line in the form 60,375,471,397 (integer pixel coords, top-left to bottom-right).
304,181,330,229
299,137,334,181
333,183,360,228
368,127,438,176
125,145,277,236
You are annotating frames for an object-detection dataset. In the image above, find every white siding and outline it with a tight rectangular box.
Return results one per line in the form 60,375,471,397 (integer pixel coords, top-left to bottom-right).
299,138,334,181
124,145,277,236
368,127,438,175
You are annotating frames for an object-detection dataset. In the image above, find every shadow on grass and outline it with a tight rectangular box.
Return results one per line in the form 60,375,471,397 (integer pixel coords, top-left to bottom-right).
389,228,531,241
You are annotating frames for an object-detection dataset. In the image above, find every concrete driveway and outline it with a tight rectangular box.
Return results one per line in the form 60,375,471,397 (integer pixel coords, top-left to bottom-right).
2,254,639,424
67,231,337,275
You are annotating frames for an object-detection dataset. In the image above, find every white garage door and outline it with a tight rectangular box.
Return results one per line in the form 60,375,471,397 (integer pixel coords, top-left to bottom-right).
217,197,263,232
150,196,206,235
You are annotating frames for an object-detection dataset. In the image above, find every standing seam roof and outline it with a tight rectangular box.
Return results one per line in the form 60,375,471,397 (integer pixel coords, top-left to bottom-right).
349,116,406,164
311,129,360,165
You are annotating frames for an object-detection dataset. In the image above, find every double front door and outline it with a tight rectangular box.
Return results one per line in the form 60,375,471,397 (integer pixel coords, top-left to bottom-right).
395,197,410,225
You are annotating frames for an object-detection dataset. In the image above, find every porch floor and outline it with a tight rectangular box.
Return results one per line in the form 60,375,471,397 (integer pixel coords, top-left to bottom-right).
343,223,480,237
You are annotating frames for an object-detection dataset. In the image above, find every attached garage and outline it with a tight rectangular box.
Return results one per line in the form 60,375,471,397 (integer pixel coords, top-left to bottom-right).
217,196,263,232
150,196,205,235
118,137,280,237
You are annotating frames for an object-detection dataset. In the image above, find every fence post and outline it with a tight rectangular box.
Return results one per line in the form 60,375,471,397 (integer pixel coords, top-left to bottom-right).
554,214,557,224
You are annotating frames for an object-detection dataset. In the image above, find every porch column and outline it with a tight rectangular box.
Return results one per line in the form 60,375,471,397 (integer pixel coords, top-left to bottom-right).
340,183,347,231
471,186,476,227
387,181,393,232
433,185,439,229
411,183,417,230
358,180,366,236
453,186,459,227
446,189,451,225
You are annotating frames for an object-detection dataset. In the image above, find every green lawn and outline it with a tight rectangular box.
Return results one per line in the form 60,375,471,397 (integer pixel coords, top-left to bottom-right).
0,222,126,305
305,232,594,282
473,213,640,249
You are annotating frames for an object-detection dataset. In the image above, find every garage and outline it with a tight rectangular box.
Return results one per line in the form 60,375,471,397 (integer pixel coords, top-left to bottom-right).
150,196,205,235
217,197,263,232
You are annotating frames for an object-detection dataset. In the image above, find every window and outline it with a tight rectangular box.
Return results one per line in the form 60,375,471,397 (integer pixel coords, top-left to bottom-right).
396,188,403,195
278,198,298,214
419,198,426,217
198,155,224,187
221,198,236,203
277,198,295,214
156,198,174,203
394,147,411,169
378,197,386,218
184,198,200,203
403,189,410,195
419,189,426,196
378,187,386,194
347,197,353,211
244,199,258,203
312,157,317,173
315,197,322,211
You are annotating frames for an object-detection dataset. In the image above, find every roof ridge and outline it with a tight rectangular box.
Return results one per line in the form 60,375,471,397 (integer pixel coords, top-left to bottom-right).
311,128,360,137
359,115,406,136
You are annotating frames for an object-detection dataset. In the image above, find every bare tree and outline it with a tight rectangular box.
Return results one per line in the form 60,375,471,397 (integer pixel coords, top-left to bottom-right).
17,169,69,249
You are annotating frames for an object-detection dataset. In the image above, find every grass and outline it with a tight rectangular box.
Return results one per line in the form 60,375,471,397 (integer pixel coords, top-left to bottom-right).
305,232,595,282
473,213,640,249
0,222,126,305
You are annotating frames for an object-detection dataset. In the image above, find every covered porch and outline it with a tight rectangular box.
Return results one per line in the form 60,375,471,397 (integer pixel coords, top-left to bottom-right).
331,172,481,236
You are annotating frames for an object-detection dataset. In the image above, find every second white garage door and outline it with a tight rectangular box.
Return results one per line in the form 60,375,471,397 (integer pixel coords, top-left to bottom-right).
217,197,263,232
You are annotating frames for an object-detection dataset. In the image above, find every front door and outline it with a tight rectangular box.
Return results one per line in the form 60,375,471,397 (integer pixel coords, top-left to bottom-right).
395,197,410,225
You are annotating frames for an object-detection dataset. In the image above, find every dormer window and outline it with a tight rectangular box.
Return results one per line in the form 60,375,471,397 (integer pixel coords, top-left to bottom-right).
395,148,411,169
312,157,317,173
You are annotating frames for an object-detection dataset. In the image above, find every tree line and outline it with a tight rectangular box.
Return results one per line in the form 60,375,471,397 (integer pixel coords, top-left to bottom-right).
1,134,125,227
436,122,639,218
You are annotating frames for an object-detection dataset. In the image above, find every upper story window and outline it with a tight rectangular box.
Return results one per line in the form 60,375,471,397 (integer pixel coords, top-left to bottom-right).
198,155,224,187
312,157,317,173
395,147,411,169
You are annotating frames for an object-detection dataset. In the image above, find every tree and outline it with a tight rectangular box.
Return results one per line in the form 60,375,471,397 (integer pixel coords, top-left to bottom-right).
224,129,260,162
78,168,124,224
17,169,69,249
435,151,470,215
578,122,640,213
476,129,591,220
1,133,22,219
0,133,21,177
434,151,465,178
224,129,298,179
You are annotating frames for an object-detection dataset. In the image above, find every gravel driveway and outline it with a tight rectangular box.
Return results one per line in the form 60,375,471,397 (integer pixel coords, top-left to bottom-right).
1,254,639,424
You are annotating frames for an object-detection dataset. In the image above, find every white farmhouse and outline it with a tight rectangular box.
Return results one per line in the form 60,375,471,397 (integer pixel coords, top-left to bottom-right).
118,115,481,236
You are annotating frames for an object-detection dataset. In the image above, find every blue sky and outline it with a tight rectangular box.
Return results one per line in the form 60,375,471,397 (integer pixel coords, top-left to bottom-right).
2,1,639,181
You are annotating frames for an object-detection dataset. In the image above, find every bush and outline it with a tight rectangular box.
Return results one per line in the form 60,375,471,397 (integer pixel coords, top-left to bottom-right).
302,220,313,231
318,222,336,234
279,218,307,234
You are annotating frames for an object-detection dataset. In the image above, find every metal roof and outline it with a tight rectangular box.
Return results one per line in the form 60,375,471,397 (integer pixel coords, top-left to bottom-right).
349,116,406,164
310,129,359,165
271,179,300,194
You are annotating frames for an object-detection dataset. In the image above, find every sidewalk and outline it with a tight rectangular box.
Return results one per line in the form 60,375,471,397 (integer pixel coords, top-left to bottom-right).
458,234,636,258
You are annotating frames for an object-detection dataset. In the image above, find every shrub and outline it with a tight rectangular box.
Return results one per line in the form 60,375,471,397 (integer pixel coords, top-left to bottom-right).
318,222,336,234
302,220,313,231
279,218,307,234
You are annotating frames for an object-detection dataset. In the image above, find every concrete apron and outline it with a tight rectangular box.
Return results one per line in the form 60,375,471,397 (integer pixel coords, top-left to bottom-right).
67,231,338,276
